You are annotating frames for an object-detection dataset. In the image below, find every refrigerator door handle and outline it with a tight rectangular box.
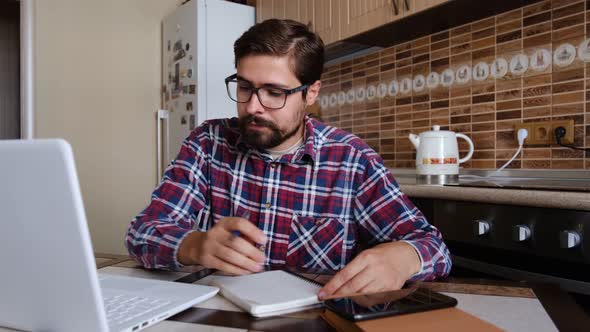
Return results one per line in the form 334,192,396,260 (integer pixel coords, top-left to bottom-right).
156,109,170,182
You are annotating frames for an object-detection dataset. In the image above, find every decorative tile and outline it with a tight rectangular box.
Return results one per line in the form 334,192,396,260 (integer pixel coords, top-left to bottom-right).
319,0,588,171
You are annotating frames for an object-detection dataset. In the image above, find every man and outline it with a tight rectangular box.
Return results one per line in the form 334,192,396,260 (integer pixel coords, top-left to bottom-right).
126,19,451,299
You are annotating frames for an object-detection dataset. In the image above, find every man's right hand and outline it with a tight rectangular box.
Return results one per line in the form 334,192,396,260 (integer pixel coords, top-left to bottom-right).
177,216,267,275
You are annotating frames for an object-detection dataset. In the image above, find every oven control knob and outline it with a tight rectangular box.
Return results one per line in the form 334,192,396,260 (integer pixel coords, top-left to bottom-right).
512,225,531,242
560,230,581,249
474,220,490,236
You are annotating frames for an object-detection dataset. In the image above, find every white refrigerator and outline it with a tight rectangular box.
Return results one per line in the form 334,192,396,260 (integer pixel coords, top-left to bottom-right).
158,0,254,179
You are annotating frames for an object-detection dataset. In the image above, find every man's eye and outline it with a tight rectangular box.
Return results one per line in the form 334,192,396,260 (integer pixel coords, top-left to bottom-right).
237,84,251,91
266,89,284,96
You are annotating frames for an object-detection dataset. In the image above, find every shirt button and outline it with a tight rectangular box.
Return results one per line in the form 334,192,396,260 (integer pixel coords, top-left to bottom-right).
270,163,277,168
265,202,271,209
259,245,266,252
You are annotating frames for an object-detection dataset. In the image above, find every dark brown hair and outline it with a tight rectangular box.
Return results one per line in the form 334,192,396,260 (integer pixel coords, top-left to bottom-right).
233,19,325,87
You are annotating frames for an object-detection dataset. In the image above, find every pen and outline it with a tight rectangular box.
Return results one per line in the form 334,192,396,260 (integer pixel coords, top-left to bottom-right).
231,211,250,237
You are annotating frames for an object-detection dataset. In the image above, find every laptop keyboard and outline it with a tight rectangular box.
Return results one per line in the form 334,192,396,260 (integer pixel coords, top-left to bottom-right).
104,293,171,326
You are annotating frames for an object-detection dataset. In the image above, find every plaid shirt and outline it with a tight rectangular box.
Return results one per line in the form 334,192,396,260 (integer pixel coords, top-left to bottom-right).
125,116,452,280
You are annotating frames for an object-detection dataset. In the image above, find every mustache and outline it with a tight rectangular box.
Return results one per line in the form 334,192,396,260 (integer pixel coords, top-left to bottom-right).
239,115,278,130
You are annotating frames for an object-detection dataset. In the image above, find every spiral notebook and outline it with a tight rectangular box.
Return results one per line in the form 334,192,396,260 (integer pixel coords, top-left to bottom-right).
207,270,323,317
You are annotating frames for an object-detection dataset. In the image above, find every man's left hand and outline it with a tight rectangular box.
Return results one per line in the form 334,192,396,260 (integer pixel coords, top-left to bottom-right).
318,241,421,300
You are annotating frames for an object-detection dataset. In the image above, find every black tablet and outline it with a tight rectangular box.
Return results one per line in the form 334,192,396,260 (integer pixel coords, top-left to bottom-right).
324,287,457,321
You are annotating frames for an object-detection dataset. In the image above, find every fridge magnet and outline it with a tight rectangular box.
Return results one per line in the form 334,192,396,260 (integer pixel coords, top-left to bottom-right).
182,85,190,95
356,86,366,102
320,95,329,108
337,91,346,105
553,43,575,67
189,114,196,130
329,93,338,107
441,68,455,87
181,115,187,126
426,72,440,89
366,85,377,100
456,65,471,84
173,40,183,51
509,54,528,75
472,62,489,81
187,68,193,78
578,38,590,62
186,102,193,112
185,42,190,51
189,84,196,94
167,40,171,51
490,58,508,78
400,77,412,94
530,48,552,71
346,89,356,104
388,80,399,97
189,55,193,61
180,68,188,78
412,74,426,93
377,83,387,98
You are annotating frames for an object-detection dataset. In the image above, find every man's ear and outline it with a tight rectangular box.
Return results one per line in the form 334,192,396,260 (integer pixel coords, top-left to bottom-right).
305,80,322,106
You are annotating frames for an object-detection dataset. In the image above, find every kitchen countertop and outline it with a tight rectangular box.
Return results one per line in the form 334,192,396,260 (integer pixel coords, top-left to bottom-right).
392,170,590,212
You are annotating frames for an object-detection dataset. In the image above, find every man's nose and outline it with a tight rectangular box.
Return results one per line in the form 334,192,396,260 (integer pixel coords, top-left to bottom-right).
244,91,265,115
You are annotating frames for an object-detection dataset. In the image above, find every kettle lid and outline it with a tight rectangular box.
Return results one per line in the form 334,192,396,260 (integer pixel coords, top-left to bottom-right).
432,125,441,131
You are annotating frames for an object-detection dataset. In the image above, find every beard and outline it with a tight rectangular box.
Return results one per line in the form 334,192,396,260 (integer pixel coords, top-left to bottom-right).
238,114,303,150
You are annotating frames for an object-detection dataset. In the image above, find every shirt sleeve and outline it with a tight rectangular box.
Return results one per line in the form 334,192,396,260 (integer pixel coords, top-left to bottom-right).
124,126,212,270
352,156,452,281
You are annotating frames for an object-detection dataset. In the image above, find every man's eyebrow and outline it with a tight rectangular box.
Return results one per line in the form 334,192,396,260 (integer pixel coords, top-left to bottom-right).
236,75,289,89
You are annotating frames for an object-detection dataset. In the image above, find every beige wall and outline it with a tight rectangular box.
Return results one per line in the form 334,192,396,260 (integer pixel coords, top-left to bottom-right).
34,0,180,254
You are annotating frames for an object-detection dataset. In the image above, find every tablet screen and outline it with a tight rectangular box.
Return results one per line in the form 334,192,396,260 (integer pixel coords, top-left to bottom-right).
324,288,457,321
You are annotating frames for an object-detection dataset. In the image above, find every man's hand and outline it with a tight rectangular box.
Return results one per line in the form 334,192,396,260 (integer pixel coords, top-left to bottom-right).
177,217,267,275
318,241,421,300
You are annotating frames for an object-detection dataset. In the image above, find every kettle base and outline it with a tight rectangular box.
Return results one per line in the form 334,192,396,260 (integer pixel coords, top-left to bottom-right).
416,174,459,185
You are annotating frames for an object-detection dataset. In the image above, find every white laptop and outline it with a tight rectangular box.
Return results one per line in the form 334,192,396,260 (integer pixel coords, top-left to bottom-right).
0,139,219,332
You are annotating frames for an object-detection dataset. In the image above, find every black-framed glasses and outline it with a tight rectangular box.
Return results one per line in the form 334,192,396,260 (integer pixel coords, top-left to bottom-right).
224,73,309,110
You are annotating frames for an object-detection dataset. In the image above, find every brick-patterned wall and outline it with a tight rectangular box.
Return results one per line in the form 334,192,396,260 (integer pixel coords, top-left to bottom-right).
319,0,590,170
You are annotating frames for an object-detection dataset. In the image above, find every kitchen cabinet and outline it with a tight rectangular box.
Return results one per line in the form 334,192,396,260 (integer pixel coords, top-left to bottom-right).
314,0,340,45
256,0,451,45
405,0,449,17
339,0,402,40
256,0,314,28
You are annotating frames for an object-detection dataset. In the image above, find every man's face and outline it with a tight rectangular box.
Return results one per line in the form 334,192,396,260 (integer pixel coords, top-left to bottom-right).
236,55,308,150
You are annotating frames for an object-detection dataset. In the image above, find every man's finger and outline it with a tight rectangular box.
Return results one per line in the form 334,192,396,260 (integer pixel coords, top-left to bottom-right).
225,233,266,263
224,217,267,245
330,269,373,297
209,256,252,276
319,258,367,299
216,244,263,273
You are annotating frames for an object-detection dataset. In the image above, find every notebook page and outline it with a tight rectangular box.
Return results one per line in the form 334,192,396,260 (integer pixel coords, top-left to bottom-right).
208,270,321,313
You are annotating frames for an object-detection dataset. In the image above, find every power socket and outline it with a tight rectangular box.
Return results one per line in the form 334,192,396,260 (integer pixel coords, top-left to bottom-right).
514,120,574,145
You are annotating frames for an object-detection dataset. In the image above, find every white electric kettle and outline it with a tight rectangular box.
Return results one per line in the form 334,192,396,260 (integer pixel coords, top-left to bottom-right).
408,125,474,185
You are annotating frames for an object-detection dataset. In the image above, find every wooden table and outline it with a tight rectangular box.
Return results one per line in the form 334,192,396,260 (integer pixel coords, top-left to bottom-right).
92,253,590,332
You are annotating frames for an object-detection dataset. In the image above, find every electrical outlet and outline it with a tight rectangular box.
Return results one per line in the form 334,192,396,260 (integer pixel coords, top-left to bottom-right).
514,120,574,145
551,119,574,145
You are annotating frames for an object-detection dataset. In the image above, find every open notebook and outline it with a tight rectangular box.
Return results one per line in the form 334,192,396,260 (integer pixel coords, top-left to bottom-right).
206,270,323,317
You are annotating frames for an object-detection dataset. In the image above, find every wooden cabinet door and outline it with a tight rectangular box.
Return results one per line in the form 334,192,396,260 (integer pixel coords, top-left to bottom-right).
340,0,401,40
406,0,448,16
299,0,315,29
314,0,340,45
256,0,274,23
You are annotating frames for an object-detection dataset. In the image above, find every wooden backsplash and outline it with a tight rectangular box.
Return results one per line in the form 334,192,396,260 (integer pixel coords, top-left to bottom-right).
318,0,590,170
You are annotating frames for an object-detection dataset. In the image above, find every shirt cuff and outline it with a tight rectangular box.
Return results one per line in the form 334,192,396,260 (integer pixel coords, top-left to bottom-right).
399,239,425,281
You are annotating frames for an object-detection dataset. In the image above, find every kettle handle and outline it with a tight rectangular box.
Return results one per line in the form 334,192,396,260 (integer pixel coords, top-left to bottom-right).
456,133,474,164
